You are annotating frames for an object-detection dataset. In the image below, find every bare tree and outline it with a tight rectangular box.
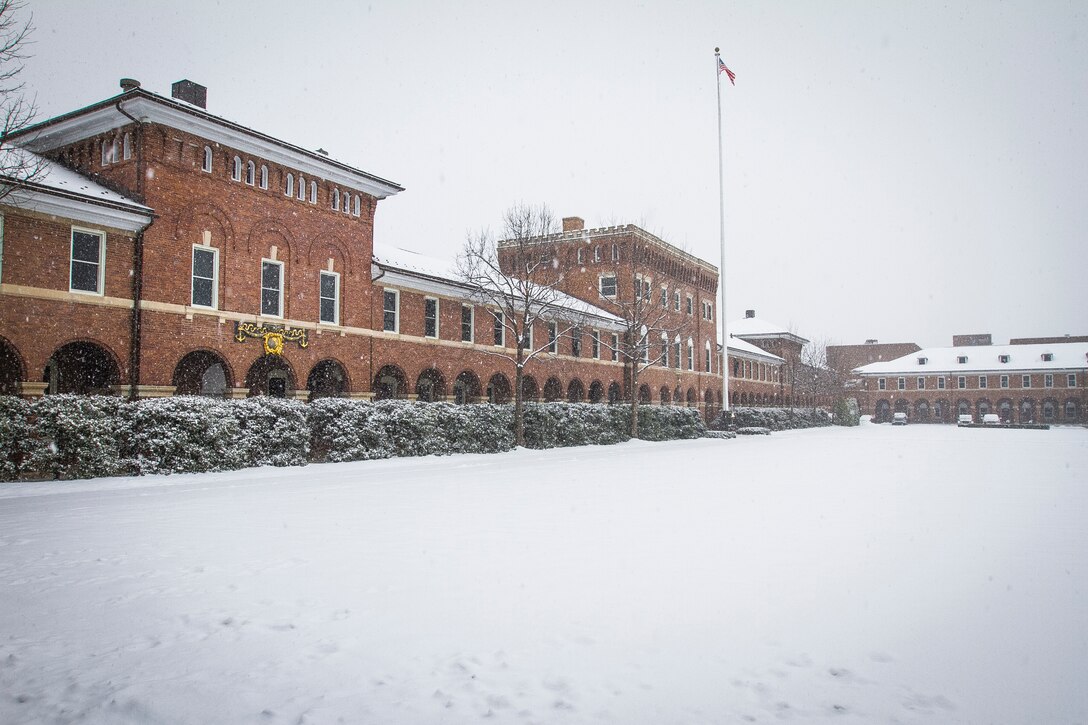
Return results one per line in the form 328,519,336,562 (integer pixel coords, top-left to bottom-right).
597,233,694,438
0,0,43,201
457,203,590,446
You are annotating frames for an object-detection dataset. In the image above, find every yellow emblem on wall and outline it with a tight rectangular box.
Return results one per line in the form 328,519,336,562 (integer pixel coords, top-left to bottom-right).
263,332,286,356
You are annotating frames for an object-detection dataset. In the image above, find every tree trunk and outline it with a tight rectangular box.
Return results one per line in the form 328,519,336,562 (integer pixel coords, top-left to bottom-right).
514,351,525,447
629,364,640,439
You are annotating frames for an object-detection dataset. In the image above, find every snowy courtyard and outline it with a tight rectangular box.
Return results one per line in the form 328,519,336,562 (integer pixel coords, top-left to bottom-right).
1,423,1085,724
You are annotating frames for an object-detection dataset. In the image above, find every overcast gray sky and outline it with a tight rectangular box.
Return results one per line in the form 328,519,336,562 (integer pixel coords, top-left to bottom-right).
20,0,1087,348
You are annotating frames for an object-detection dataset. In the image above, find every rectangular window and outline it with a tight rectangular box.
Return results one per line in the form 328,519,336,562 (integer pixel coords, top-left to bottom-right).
319,271,339,324
599,275,616,298
547,322,558,353
674,291,681,311
1068,373,1077,388
661,338,669,367
424,298,438,338
673,340,681,369
70,228,104,294
591,330,600,359
1000,375,1009,389
705,346,711,372
593,246,601,262
611,244,619,261
661,287,668,308
611,333,619,362
957,376,966,389
938,376,946,389
492,310,504,346
461,304,473,342
897,377,906,390
1022,374,1031,388
979,375,988,389
878,377,886,390
191,245,218,308
634,275,642,300
571,327,581,357
576,247,583,264
382,289,398,333
1044,374,1053,388
687,344,694,371
260,259,283,316
686,295,693,315
917,377,925,390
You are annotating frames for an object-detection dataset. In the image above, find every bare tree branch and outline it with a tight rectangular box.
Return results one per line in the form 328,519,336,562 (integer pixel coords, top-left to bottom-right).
0,0,41,202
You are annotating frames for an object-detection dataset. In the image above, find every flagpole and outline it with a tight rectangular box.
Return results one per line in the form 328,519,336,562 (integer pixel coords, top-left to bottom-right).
716,47,730,416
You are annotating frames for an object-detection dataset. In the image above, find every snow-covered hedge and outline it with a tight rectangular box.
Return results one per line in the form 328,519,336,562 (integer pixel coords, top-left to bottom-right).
0,395,709,481
712,406,833,432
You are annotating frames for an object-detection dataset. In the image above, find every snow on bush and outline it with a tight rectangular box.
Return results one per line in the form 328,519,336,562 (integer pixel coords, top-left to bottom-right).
727,407,832,431
232,397,310,468
0,396,30,481
636,405,707,441
522,402,629,449
25,395,129,480
123,397,246,475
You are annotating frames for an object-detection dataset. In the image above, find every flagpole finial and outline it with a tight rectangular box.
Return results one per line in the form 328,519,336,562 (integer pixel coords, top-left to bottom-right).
715,47,720,54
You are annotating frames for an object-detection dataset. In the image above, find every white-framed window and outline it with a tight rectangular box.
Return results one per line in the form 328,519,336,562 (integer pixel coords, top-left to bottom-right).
576,247,584,265
353,195,361,217
999,354,1010,363
917,377,925,390
957,376,966,389
979,375,988,389
661,287,668,308
593,246,601,262
333,189,340,211
592,330,600,359
938,376,946,389
297,175,306,200
643,278,651,300
599,274,616,298
897,376,905,390
521,324,532,352
1000,375,1009,388
571,327,582,357
461,304,474,342
686,295,693,315
245,160,255,185
122,133,132,160
319,270,339,324
260,259,284,316
673,337,681,369
231,156,242,181
191,244,218,309
424,297,439,338
493,310,504,346
705,341,712,373
1044,373,1053,388
687,340,694,371
202,146,213,173
101,137,117,166
259,165,268,189
1068,373,1077,388
547,322,558,353
611,333,619,362
1042,353,1054,362
285,173,294,196
703,301,713,320
661,334,669,367
611,243,619,261
382,289,399,333
310,181,318,204
70,227,105,294
674,290,681,312
1022,374,1031,388
957,355,968,364
634,274,643,300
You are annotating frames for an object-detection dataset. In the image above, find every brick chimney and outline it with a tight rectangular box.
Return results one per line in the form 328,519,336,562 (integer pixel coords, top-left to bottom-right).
171,79,207,109
562,216,585,232
745,309,755,318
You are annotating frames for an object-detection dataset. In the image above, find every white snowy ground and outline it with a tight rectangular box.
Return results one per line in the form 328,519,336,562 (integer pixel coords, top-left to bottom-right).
1,423,1086,725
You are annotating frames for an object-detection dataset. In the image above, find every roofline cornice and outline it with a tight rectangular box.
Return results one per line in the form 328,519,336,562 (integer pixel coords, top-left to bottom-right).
3,184,153,233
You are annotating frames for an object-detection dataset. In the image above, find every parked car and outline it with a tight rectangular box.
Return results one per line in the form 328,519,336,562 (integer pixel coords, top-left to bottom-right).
982,413,1001,425
892,412,908,425
958,414,973,425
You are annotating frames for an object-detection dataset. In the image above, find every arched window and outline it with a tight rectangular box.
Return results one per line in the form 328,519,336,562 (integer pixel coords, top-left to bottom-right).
611,243,619,261
245,160,255,185
310,180,317,203
231,156,242,181
687,339,694,371
353,195,361,216
122,133,132,160
332,189,340,211
259,165,268,189
202,146,213,173
297,176,305,200
285,173,294,196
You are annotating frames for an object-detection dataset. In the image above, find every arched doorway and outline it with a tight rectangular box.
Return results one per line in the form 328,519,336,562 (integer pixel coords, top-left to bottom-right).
976,399,992,419
521,375,539,403
997,398,1013,423
1019,398,1035,423
607,381,621,404
245,354,295,397
307,359,349,400
639,384,651,404
415,368,446,402
874,399,891,422
453,370,481,404
44,341,121,395
542,377,563,402
0,335,26,395
567,378,585,403
487,372,511,403
173,350,232,396
588,380,604,403
686,388,696,407
373,365,408,400
914,399,930,422
660,386,671,405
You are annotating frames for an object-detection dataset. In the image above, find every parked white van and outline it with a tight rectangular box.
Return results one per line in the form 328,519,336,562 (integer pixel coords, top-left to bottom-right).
958,414,973,425
982,413,1001,425
892,412,908,425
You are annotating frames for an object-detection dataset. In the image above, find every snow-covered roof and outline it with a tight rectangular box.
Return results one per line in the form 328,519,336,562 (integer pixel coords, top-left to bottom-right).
1,147,150,210
728,315,808,344
855,342,1088,375
372,242,624,325
726,335,784,363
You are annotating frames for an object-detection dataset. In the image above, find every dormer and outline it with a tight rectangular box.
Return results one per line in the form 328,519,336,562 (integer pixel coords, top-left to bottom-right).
917,356,928,365
1041,352,1054,362
957,355,968,364
998,354,1010,363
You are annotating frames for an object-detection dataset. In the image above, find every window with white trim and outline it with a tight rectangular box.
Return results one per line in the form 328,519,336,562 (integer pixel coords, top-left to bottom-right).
1000,375,1009,388
1022,374,1031,388
1068,373,1077,388
593,246,601,262
382,289,399,333
1044,373,1053,388
591,330,600,359
70,228,105,294
309,180,317,204
493,310,504,346
897,377,905,390
661,334,669,367
353,195,361,216
122,133,132,160
686,295,693,315
424,298,438,338
611,244,619,261
979,375,988,389
521,325,532,352
231,156,242,181
917,377,925,390
687,340,694,371
259,165,268,189
547,322,558,353
599,274,616,298
461,304,473,342
634,274,643,300
191,245,218,309
285,173,294,196
674,290,681,312
673,338,681,369
661,287,668,308
297,176,305,200
319,271,339,324
260,259,284,316
705,341,712,373
611,333,619,362
877,377,886,390
576,247,584,265
333,189,341,211
202,146,213,173
957,376,966,389
571,327,582,357
245,160,255,185
938,376,946,389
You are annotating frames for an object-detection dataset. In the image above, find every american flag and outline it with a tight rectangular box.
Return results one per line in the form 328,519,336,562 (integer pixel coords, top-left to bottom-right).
718,57,735,86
